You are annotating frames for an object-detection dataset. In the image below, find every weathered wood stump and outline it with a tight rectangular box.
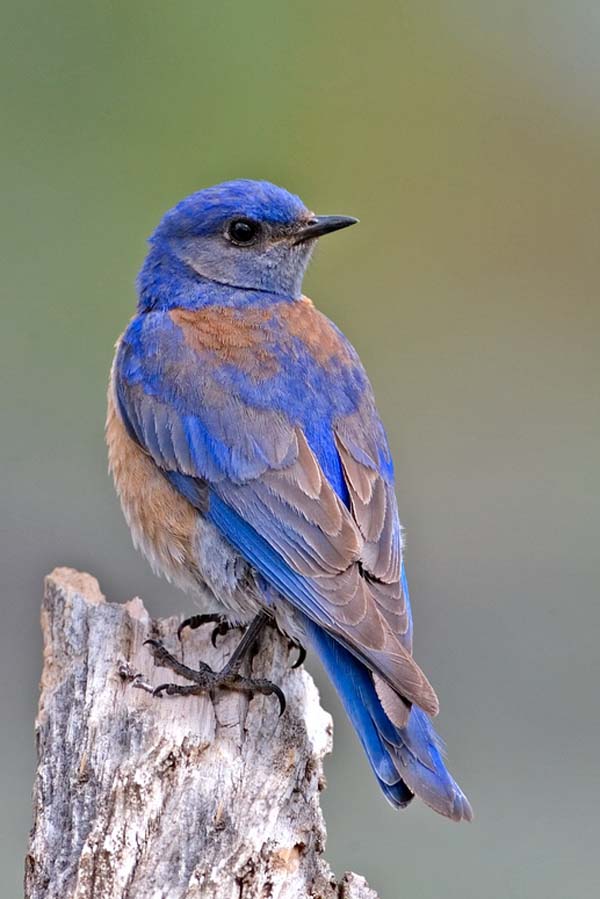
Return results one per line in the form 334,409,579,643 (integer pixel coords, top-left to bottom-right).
24,568,378,899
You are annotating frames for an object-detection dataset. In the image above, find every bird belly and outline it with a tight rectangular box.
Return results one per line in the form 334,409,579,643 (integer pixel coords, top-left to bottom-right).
106,375,260,623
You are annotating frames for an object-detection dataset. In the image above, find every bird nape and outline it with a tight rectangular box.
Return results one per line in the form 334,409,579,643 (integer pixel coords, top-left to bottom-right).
106,178,472,822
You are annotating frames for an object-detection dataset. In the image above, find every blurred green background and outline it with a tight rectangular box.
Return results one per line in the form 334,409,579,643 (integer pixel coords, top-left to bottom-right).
2,2,599,897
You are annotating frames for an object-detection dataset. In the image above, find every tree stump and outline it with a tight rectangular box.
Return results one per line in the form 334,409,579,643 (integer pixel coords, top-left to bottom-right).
24,568,378,899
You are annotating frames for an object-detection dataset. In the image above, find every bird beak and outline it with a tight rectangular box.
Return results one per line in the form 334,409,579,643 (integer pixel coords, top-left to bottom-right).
293,215,359,244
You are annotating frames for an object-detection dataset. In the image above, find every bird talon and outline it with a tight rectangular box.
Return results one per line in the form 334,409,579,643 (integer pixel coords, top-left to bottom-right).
248,677,287,716
289,641,306,669
177,613,226,642
273,684,286,717
264,683,286,716
211,620,232,647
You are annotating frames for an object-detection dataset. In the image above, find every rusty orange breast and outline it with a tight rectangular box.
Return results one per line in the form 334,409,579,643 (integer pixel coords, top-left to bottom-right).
106,358,202,593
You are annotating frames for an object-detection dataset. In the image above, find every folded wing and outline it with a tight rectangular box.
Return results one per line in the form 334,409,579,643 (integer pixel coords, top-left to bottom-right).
115,310,439,720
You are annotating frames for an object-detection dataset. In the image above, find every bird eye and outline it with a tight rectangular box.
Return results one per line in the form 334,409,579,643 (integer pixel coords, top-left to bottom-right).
226,218,261,246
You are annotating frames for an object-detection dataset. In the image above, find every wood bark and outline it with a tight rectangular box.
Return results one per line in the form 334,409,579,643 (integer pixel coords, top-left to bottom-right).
25,568,379,899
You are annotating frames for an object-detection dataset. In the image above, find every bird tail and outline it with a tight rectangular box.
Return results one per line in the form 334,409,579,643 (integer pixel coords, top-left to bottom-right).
303,618,473,822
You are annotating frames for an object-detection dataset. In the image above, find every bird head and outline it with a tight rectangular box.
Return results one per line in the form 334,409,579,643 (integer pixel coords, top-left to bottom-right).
147,179,358,300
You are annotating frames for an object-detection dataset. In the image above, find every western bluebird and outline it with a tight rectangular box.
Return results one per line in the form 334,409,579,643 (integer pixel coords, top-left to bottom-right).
107,179,472,821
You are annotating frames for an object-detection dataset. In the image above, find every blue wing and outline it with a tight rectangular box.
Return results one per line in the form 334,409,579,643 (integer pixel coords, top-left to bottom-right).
115,306,438,719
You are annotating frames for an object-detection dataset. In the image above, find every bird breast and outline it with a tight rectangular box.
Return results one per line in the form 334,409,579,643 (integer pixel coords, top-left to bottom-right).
106,355,260,624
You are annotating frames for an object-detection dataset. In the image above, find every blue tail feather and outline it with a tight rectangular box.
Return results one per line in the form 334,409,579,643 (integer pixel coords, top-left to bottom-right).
303,616,473,822
205,489,472,819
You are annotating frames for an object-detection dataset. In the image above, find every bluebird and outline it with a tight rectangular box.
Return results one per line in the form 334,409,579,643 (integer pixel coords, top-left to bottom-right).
107,179,472,821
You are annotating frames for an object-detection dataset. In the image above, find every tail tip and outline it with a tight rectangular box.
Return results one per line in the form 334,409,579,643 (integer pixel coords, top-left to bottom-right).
450,787,474,822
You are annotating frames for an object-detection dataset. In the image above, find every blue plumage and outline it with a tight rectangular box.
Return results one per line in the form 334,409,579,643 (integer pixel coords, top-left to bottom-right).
307,615,473,821
109,179,472,821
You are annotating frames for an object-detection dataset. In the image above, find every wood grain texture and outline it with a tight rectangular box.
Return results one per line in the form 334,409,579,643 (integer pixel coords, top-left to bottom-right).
25,568,379,899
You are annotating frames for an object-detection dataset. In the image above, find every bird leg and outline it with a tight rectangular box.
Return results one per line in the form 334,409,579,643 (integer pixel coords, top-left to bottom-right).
143,611,286,715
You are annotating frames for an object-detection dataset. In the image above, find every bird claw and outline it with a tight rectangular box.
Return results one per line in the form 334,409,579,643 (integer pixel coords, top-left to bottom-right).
264,682,286,716
288,640,306,669
211,619,232,647
176,613,242,649
177,613,226,642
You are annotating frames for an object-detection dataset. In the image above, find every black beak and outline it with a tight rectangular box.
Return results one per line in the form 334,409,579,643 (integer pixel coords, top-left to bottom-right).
294,214,359,244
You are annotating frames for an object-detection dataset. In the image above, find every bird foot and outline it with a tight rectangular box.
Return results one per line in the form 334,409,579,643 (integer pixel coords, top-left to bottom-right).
143,610,286,715
178,612,306,669
143,639,286,715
